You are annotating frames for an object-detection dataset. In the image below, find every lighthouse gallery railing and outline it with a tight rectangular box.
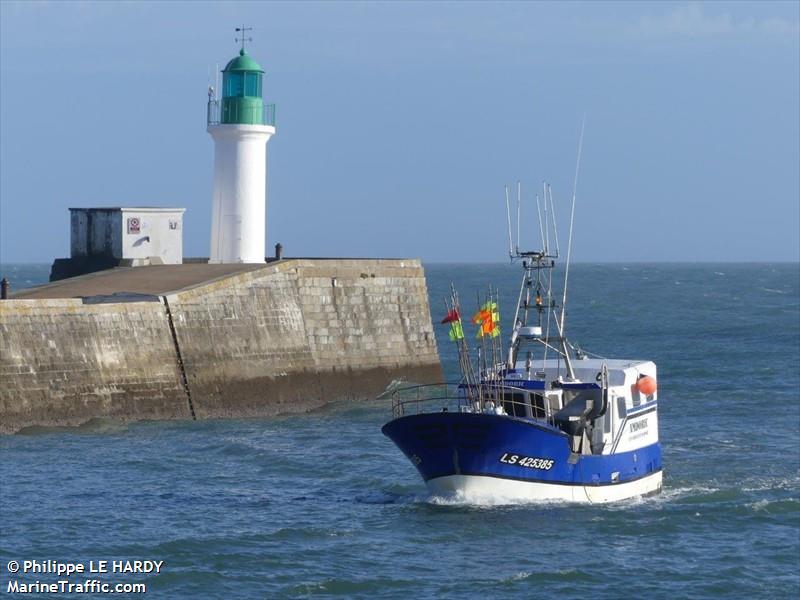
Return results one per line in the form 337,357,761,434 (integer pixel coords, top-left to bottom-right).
207,100,276,127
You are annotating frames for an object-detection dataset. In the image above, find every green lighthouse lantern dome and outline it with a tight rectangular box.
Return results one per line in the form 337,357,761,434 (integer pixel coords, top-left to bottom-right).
221,48,266,125
224,48,265,74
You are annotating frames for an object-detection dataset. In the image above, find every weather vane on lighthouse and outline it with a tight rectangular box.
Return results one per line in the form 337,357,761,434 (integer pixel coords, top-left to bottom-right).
235,26,253,53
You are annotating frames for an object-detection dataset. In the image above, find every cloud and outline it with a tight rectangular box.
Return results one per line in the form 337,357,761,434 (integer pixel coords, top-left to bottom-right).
631,3,799,40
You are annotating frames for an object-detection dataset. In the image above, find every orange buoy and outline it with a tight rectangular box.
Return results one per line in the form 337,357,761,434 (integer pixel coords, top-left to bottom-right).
636,375,657,395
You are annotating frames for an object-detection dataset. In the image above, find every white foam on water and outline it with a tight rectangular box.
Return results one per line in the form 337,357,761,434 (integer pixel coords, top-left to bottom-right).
741,475,800,492
618,484,720,508
496,568,580,583
749,499,772,512
424,489,565,508
746,497,800,513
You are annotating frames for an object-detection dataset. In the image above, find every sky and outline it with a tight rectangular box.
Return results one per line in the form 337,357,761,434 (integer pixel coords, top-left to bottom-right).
1,0,798,263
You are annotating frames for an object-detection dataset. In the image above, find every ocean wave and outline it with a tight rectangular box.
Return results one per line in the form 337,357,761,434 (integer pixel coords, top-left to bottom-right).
15,417,131,436
740,475,800,493
355,489,421,505
411,480,738,509
424,490,586,508
490,567,596,587
747,498,800,514
283,577,416,597
608,484,721,509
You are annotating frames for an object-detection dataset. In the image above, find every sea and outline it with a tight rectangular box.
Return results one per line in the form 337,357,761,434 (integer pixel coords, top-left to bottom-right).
1,262,798,599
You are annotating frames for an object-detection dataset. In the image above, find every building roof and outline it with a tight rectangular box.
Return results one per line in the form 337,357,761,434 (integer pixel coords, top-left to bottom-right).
223,49,264,73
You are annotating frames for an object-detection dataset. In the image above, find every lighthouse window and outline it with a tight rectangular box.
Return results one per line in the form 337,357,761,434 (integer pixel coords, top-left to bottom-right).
244,73,262,97
224,73,244,97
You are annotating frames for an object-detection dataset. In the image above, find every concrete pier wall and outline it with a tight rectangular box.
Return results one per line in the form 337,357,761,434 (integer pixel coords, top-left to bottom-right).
0,299,190,432
0,259,441,433
169,259,440,418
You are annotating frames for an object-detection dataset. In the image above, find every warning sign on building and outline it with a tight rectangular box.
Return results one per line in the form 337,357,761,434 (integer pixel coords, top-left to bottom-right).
127,217,141,234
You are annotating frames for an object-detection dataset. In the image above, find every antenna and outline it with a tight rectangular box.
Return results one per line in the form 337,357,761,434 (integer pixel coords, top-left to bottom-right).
516,181,521,252
505,186,513,258
559,114,586,338
535,193,546,253
543,181,550,255
236,25,253,52
549,183,560,257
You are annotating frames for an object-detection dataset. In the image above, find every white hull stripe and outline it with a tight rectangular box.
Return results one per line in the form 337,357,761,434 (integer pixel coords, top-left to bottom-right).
426,470,663,504
431,468,663,487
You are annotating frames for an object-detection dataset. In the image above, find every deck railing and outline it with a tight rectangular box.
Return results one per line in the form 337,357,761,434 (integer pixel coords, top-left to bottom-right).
389,383,465,418
388,382,551,421
207,100,276,127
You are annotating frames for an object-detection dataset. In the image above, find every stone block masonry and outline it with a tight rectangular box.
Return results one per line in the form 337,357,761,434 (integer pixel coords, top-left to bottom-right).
169,259,441,418
0,259,441,433
0,299,190,433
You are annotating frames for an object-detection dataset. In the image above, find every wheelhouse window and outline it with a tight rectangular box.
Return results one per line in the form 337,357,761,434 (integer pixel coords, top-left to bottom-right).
502,392,527,418
617,396,627,420
531,393,546,419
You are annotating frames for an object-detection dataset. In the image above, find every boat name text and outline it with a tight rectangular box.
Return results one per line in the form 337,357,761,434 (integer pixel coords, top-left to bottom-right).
630,418,649,433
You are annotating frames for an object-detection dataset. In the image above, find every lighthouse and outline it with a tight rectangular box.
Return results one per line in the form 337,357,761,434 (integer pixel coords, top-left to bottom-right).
208,31,276,263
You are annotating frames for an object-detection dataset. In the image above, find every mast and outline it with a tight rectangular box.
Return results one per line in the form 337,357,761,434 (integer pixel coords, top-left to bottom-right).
558,115,586,380
543,182,550,256
505,186,513,259
535,193,546,252
548,184,560,258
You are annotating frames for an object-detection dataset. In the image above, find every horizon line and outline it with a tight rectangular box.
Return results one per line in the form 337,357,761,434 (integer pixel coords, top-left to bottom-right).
1,259,799,267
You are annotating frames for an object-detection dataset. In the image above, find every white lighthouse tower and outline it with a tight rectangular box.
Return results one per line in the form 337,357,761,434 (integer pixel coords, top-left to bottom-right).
208,32,276,263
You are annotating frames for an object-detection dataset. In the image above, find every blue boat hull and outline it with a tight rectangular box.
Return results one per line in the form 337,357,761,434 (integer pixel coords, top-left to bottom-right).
382,412,662,498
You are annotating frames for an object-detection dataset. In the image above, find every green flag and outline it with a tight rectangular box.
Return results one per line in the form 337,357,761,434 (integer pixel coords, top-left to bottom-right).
449,321,464,341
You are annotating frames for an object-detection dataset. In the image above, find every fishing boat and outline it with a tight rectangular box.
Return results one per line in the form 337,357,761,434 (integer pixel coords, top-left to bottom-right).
382,156,663,503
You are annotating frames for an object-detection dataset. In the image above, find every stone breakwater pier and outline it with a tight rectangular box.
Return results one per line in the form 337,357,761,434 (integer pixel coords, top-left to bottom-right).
0,259,441,434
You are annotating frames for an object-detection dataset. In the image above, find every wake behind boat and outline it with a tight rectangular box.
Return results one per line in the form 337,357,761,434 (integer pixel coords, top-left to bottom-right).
382,154,663,504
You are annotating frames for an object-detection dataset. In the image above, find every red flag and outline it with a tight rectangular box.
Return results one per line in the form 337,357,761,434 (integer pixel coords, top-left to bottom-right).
441,309,461,324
